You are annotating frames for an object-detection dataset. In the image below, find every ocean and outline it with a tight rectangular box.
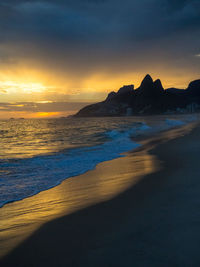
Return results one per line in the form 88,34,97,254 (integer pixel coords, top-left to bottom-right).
0,115,196,208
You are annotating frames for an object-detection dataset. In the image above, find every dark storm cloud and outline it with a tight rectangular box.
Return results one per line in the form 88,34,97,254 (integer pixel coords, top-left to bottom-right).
1,0,199,40
0,0,199,78
166,0,198,10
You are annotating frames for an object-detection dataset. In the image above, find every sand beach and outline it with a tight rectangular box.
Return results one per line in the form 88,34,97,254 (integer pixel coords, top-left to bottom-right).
1,121,200,266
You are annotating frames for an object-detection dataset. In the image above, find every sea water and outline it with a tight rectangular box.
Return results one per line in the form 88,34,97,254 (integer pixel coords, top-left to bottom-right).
0,115,196,207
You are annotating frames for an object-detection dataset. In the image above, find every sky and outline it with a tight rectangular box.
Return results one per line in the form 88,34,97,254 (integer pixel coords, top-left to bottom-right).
0,0,200,118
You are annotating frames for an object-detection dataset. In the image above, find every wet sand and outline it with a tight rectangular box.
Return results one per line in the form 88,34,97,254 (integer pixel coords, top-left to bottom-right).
1,122,200,266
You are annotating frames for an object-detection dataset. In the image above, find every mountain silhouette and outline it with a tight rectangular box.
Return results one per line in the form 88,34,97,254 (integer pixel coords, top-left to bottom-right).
75,75,200,117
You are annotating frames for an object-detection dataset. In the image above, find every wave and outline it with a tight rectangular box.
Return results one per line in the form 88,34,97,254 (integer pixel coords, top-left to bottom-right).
0,122,151,207
0,116,195,208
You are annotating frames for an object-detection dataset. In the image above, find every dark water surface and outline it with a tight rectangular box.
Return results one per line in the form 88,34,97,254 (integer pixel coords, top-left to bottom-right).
0,115,196,207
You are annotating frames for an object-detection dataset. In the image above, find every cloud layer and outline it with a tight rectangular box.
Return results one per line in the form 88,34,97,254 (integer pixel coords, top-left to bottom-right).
0,0,199,98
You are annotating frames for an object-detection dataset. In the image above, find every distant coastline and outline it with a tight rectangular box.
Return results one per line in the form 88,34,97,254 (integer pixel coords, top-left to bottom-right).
75,74,200,117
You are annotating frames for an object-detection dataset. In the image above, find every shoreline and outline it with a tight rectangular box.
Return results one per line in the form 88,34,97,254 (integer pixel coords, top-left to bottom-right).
1,121,200,266
0,115,196,210
0,126,160,259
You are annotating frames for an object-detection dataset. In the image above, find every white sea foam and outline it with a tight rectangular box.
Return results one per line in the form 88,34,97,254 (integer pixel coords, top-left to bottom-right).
0,123,147,207
0,116,196,207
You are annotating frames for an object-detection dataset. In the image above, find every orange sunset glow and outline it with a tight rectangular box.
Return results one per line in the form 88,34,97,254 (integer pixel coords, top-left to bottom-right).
0,67,198,119
1,1,200,266
0,0,199,119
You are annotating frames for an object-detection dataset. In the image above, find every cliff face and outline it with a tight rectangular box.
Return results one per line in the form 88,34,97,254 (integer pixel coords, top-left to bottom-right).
186,80,200,97
75,75,200,117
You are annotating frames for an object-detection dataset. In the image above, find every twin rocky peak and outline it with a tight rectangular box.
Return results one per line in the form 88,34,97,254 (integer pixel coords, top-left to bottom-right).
75,74,200,117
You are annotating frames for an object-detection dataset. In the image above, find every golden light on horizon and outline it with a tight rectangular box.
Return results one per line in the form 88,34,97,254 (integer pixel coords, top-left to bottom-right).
0,74,192,97
0,111,65,119
0,64,198,105
31,112,61,118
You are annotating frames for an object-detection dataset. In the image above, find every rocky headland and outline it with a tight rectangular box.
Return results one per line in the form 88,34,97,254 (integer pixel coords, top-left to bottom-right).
75,75,200,117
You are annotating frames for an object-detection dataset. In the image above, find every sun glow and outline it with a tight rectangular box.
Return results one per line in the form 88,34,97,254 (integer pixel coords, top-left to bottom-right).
31,112,61,118
0,63,198,104
0,81,48,94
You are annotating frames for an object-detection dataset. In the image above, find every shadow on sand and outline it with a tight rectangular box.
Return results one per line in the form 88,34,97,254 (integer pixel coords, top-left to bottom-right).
2,124,200,267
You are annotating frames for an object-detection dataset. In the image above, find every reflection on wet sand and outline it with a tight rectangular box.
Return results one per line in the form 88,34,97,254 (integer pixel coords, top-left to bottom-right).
0,122,196,259
0,149,157,258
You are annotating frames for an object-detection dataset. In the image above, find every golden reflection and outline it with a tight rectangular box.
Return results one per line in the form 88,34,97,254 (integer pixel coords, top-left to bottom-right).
1,121,194,258
0,150,158,258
